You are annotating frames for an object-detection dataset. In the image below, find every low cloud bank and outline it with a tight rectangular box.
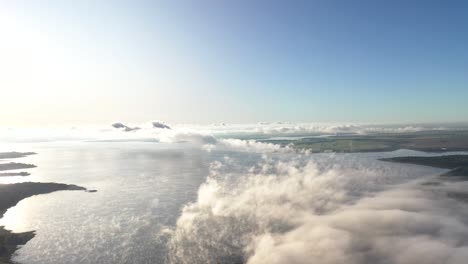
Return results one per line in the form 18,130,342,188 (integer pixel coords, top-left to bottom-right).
196,123,455,139
112,121,171,132
152,121,171,130
167,150,468,264
111,122,141,132
1,122,466,143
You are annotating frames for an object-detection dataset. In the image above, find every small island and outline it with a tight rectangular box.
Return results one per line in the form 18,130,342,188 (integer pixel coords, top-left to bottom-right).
0,152,36,177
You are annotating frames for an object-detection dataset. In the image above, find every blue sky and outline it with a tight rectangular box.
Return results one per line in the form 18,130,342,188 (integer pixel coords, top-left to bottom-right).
1,0,467,126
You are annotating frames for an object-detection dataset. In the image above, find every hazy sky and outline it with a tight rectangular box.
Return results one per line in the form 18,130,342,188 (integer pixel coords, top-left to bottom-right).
1,0,467,126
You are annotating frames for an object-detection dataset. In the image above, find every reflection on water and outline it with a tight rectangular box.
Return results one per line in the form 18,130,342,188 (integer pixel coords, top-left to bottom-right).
1,142,214,264
0,143,459,264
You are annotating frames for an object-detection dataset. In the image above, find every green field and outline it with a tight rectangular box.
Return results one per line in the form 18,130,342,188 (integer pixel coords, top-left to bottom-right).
261,130,468,153
380,155,468,177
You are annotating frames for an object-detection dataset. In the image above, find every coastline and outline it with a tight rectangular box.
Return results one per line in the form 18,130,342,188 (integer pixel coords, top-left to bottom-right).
0,152,88,264
380,155,468,177
263,130,468,153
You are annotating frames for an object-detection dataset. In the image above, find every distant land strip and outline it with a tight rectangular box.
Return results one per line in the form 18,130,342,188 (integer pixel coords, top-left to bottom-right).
0,162,36,171
0,152,36,159
380,155,468,177
262,130,468,153
0,172,30,177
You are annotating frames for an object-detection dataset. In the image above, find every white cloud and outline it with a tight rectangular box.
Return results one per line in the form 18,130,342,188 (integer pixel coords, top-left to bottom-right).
166,150,468,264
0,122,459,143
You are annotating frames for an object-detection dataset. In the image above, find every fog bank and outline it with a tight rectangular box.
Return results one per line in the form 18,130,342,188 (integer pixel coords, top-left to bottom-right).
167,143,468,264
